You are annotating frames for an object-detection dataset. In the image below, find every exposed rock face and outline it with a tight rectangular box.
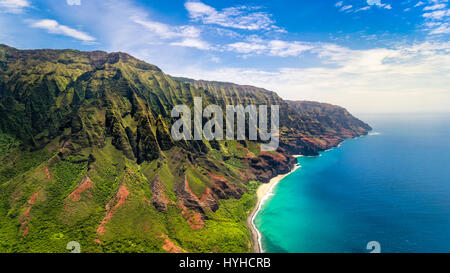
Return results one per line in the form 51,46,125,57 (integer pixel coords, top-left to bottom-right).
158,234,187,253
281,100,372,155
286,100,371,137
150,175,170,212
174,78,371,156
245,151,297,183
209,173,244,200
176,176,208,216
68,176,94,202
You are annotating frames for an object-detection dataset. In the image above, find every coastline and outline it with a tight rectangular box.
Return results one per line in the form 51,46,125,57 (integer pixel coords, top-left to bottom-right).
248,157,302,253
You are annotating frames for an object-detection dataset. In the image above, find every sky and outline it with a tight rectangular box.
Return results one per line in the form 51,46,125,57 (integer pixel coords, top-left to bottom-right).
0,0,449,114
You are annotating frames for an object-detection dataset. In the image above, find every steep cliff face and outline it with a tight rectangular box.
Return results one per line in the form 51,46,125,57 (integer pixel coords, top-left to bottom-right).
0,45,370,253
174,78,372,156
286,100,371,137
282,100,372,155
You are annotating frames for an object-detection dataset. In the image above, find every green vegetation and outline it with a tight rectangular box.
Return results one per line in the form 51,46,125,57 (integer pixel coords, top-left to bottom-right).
0,134,20,159
0,138,258,253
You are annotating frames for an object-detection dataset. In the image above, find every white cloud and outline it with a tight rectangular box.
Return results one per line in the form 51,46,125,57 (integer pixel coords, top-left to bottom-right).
335,1,344,8
210,56,221,63
133,18,211,50
268,40,314,57
430,22,450,33
0,0,30,13
415,1,425,7
340,5,353,11
227,41,267,55
424,19,450,34
356,6,371,12
420,1,449,35
423,9,450,19
134,18,200,39
214,28,241,38
424,4,446,10
366,0,392,9
338,0,390,13
226,38,314,57
185,1,282,31
66,0,81,6
170,38,211,50
30,19,95,42
171,41,450,113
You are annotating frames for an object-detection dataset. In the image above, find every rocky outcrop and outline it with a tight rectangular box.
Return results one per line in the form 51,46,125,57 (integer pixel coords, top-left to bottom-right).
281,100,372,155
176,176,208,216
150,175,170,212
209,173,244,199
245,151,297,183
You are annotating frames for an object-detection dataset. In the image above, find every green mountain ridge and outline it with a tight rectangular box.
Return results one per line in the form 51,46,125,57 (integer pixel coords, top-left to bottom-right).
0,45,371,253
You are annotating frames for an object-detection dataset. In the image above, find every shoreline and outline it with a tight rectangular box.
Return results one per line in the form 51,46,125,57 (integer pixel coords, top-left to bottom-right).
248,156,302,253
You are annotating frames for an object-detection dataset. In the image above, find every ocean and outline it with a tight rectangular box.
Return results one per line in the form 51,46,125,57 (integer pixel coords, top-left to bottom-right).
255,113,450,253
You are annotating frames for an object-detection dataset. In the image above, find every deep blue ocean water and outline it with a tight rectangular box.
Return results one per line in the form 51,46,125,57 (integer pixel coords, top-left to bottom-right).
255,113,450,253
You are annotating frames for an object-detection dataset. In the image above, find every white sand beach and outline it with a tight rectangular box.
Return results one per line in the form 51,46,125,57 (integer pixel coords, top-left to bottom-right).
248,162,301,253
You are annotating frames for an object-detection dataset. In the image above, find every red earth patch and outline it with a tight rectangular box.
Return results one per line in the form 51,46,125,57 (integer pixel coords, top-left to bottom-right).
177,201,205,230
180,176,206,229
20,190,41,237
96,183,130,235
157,234,187,253
28,190,41,205
45,167,51,180
68,176,94,202
260,151,287,161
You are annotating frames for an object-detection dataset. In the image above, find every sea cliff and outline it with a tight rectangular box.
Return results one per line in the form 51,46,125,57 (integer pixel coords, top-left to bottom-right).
0,45,370,252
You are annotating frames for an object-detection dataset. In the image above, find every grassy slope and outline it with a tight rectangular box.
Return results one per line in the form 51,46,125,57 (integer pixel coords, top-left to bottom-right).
0,134,258,253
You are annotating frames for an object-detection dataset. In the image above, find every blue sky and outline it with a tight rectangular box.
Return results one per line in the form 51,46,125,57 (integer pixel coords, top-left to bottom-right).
0,0,449,113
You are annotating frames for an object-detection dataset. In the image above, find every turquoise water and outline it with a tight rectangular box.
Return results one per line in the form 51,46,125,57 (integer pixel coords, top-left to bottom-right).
255,114,450,253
